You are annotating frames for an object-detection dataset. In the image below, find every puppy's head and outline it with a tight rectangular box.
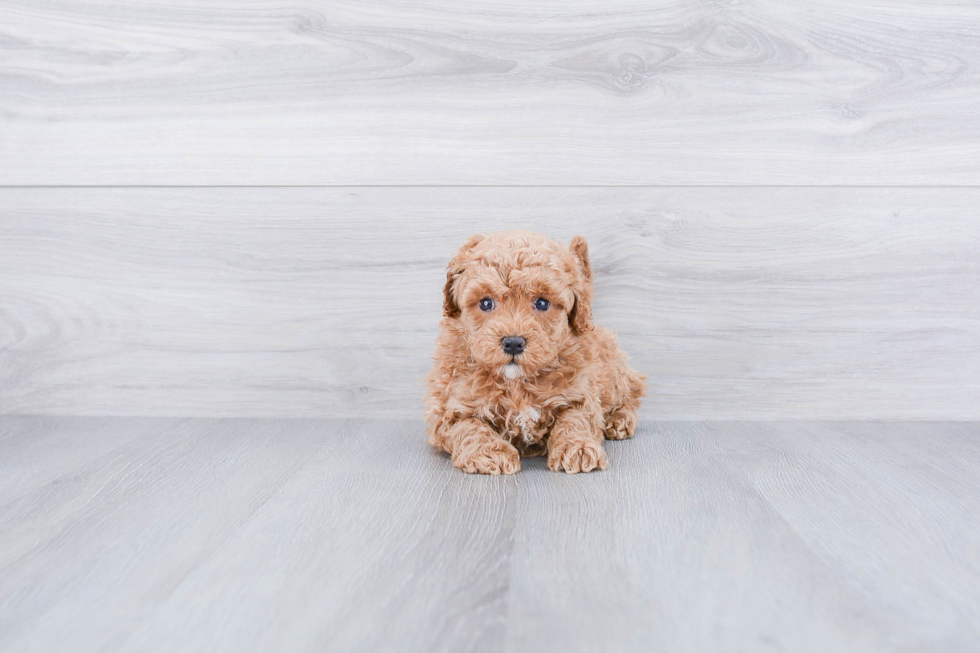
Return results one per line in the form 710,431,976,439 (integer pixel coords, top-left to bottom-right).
442,231,593,378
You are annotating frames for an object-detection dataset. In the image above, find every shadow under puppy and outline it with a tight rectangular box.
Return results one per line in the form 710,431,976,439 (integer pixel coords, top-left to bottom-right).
425,231,645,474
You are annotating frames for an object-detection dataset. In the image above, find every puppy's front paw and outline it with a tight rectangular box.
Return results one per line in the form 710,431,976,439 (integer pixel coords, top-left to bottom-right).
548,437,608,474
453,438,521,475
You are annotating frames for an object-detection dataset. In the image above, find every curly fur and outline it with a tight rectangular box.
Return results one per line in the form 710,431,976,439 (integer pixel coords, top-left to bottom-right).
424,231,646,474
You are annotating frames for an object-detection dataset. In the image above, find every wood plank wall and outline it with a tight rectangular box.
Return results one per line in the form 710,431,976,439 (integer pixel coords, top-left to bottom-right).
2,1,979,418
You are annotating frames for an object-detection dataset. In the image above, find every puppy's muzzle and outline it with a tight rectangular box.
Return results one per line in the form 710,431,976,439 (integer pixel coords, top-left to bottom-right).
501,336,526,356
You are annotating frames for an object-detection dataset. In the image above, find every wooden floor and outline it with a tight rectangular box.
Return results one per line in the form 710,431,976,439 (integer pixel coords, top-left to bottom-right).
2,417,979,652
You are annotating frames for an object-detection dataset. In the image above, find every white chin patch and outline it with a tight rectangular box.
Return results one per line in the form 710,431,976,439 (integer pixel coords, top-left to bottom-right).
503,363,523,379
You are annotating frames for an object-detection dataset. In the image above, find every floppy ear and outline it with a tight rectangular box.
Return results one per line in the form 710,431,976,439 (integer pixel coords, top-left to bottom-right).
568,235,594,334
443,234,485,318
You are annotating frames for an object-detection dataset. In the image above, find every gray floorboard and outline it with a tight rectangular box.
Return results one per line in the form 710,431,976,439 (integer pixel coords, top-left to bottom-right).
1,417,978,652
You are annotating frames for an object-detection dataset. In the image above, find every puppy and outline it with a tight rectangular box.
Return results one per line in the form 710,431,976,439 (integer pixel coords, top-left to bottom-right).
425,231,645,474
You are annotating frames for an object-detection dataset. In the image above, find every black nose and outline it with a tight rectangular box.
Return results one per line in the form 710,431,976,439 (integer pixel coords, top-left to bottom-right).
501,336,526,356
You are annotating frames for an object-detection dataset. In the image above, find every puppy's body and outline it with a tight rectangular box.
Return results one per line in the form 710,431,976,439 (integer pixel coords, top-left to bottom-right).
425,231,645,474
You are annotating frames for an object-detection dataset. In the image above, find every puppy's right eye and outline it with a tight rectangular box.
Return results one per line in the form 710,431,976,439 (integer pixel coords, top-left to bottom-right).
479,297,495,312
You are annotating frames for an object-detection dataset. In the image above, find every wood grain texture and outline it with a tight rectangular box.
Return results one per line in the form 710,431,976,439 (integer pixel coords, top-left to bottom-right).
505,421,980,651
0,416,339,651
1,417,979,652
2,187,978,419
2,0,980,185
0,415,186,503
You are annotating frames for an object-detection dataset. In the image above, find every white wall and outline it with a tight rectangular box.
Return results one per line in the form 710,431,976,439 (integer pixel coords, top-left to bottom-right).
2,1,979,418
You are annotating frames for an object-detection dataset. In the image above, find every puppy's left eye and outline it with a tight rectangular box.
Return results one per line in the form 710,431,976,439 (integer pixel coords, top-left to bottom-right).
534,298,550,311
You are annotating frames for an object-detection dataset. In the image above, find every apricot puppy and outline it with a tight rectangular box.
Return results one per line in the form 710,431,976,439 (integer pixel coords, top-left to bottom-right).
425,231,645,475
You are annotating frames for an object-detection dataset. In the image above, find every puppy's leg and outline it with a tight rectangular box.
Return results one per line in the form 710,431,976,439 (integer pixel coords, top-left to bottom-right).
547,404,607,474
443,418,520,475
604,370,646,441
604,406,637,440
